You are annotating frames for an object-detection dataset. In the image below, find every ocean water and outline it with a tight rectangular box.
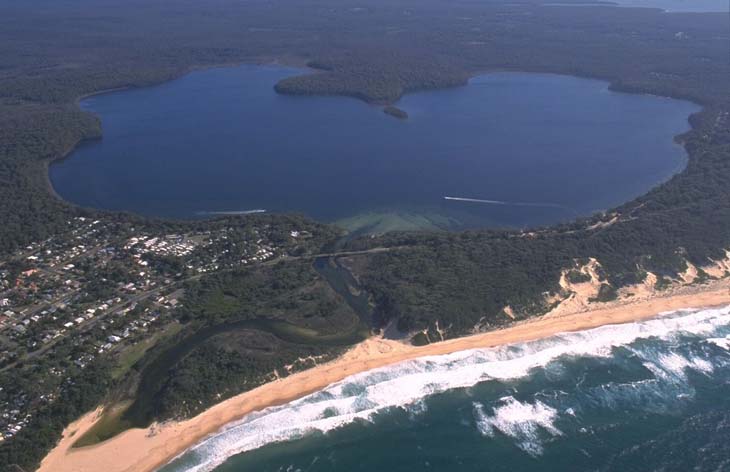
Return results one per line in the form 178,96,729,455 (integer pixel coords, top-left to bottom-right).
50,66,699,230
160,305,730,472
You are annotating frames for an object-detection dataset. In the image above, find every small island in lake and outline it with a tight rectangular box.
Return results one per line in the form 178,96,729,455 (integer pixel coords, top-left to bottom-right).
383,105,408,120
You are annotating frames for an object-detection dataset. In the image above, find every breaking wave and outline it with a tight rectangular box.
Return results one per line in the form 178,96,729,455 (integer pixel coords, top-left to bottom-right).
161,305,730,472
473,397,562,456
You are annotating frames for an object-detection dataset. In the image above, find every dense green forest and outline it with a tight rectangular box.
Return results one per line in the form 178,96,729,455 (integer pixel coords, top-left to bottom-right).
0,344,114,471
121,261,361,427
0,0,729,470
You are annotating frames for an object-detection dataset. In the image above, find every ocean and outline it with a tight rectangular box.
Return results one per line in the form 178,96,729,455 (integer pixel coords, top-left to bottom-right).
160,305,730,472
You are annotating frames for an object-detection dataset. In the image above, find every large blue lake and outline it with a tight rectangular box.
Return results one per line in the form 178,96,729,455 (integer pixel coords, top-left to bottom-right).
50,65,699,232
609,0,728,12
547,0,729,12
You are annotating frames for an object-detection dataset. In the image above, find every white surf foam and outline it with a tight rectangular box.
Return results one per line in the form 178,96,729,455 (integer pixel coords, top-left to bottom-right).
707,335,730,350
163,304,730,472
473,397,562,456
575,347,715,415
642,351,714,382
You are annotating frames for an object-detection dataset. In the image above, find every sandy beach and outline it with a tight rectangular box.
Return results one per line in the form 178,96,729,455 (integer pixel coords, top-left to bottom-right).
38,278,730,472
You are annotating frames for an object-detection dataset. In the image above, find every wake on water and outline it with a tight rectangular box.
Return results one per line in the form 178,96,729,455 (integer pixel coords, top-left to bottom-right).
443,196,577,214
162,305,730,472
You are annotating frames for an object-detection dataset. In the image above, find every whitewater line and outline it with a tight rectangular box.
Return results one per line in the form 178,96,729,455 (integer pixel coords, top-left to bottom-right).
164,304,730,472
444,196,508,205
38,284,730,472
196,209,266,216
444,196,576,212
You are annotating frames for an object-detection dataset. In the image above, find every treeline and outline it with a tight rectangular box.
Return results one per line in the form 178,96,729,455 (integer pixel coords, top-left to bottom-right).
121,261,360,426
275,53,468,103
176,261,360,333
138,330,342,421
0,105,100,255
0,353,113,472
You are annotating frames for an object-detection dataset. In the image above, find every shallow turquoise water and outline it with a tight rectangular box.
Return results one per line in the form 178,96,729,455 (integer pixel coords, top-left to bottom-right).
160,306,730,472
50,65,699,229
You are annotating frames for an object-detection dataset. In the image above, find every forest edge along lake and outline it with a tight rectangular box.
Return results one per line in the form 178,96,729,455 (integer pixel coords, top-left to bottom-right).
49,65,700,233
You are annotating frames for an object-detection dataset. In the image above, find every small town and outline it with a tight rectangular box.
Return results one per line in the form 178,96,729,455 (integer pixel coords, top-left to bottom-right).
0,216,314,442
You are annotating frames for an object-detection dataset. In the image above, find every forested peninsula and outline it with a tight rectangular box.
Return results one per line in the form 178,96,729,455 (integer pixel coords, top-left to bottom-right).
0,0,729,470
383,106,409,119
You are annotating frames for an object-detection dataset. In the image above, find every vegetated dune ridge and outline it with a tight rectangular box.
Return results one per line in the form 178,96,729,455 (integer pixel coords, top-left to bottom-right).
39,274,730,472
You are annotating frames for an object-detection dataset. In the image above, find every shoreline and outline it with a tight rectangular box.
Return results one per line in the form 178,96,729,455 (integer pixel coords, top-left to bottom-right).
38,278,730,472
44,57,290,212
43,64,701,240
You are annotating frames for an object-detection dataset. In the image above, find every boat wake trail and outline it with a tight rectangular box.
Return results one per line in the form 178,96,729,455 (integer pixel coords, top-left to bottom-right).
444,196,576,213
196,209,266,216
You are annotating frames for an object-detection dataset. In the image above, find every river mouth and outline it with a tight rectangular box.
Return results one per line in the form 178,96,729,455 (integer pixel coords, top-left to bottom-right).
49,65,700,233
70,315,370,448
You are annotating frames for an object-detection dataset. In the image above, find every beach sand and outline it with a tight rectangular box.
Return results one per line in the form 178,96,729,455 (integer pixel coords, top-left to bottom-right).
39,278,730,472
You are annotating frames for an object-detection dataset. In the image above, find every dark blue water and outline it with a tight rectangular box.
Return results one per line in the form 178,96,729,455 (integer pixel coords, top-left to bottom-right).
160,306,730,472
547,0,728,12
50,65,699,230
609,0,728,12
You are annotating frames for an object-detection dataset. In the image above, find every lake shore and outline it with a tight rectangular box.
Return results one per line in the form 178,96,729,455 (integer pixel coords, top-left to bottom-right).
38,277,730,472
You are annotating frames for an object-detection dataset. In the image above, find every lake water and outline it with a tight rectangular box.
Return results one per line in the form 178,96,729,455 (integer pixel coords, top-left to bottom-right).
610,0,728,12
50,65,699,232
545,0,729,12
160,305,730,472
